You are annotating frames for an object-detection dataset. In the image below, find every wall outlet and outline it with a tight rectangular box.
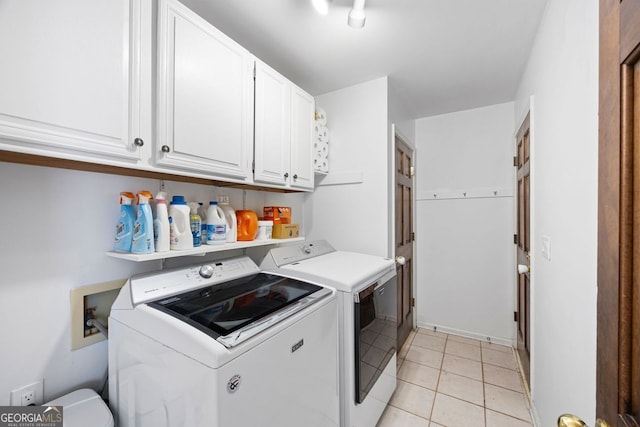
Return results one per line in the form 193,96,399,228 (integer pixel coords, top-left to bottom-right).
10,381,43,406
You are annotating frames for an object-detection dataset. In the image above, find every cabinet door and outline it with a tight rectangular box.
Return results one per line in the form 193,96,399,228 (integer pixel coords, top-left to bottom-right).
254,60,291,186
290,86,315,190
157,0,253,180
0,0,142,162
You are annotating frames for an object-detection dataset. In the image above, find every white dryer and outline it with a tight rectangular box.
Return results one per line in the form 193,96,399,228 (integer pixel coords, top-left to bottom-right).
109,256,339,427
260,241,397,427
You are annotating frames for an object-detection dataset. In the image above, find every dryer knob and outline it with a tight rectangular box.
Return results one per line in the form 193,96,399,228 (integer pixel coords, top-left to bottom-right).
199,265,214,278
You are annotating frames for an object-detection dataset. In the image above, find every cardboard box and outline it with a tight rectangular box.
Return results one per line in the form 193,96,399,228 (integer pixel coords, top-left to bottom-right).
272,224,299,239
263,206,291,224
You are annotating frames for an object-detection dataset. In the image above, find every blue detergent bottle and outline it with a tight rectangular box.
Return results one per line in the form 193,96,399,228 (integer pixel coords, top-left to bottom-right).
132,190,155,254
114,192,135,252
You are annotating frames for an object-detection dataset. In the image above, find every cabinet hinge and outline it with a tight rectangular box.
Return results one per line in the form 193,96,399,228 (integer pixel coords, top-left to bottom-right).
411,297,415,307
513,234,518,244
514,311,519,322
252,159,255,172
513,156,517,167
252,62,256,79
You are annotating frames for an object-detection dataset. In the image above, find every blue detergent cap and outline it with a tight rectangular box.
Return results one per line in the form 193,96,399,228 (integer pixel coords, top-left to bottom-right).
209,201,218,205
171,195,187,205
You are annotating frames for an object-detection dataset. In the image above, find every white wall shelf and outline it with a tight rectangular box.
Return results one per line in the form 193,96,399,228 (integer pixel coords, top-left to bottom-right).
106,237,304,262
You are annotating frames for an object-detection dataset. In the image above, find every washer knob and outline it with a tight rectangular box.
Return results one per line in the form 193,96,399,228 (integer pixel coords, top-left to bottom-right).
199,264,214,278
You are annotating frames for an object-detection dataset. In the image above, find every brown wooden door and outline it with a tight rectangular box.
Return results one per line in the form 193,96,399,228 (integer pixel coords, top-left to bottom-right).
597,0,640,425
515,113,531,389
396,135,414,350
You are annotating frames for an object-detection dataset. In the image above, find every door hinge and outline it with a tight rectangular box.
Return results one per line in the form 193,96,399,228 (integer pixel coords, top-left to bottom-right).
410,165,415,177
412,232,415,241
252,62,256,79
252,159,255,172
514,311,518,322
513,234,518,244
411,297,415,307
513,156,517,167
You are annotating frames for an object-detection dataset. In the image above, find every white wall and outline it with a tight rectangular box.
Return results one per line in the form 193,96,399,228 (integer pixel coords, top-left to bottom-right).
306,77,390,257
414,102,515,343
514,0,599,425
0,161,304,404
388,79,416,145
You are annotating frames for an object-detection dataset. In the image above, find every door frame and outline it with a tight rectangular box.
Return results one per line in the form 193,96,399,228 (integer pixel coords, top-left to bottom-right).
597,0,632,423
389,123,417,333
513,100,536,396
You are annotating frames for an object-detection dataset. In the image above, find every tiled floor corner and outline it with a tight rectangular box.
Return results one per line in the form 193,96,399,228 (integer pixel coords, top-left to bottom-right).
377,328,533,427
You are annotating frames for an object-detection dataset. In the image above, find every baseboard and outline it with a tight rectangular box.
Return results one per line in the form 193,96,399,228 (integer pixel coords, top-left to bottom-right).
416,321,515,348
513,346,541,427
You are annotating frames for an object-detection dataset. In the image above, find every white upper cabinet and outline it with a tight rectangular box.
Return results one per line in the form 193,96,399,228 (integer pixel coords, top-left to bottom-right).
289,86,315,190
156,0,253,181
254,61,291,186
254,60,314,191
0,0,144,162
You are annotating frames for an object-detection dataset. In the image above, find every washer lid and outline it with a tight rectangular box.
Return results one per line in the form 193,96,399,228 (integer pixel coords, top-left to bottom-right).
147,272,331,347
268,251,395,292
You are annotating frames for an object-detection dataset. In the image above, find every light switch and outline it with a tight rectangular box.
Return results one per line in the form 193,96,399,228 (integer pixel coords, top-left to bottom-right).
541,235,551,260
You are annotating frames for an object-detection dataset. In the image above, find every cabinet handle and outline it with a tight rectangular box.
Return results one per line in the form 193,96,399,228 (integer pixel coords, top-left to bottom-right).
161,145,171,153
293,174,298,180
284,172,289,178
133,138,144,147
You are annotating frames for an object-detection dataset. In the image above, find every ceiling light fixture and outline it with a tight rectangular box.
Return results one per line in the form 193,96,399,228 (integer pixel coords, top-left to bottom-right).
311,0,331,16
348,0,366,29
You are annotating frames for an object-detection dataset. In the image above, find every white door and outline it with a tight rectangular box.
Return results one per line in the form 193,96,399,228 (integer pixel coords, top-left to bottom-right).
289,86,315,190
0,0,143,162
156,0,253,180
253,60,291,186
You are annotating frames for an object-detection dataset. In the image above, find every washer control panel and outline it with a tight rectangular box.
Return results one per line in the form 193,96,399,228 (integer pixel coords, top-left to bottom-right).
266,240,336,267
130,256,260,305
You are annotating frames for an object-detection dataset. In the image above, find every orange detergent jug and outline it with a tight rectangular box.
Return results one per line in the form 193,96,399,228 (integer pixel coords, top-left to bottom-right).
236,210,258,241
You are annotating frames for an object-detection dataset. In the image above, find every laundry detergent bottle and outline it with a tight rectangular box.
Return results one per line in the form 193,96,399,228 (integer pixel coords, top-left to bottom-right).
154,191,170,252
132,190,155,254
188,202,202,247
198,202,208,243
114,192,135,252
169,195,193,250
206,201,226,245
217,195,237,243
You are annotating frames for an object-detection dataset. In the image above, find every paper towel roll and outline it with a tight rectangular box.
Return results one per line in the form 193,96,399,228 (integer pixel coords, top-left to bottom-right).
316,140,329,157
317,126,329,143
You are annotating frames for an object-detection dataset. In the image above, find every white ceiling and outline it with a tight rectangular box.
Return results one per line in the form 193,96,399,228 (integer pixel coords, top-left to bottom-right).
180,0,548,119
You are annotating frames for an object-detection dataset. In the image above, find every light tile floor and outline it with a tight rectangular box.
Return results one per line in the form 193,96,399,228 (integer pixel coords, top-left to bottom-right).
377,328,533,427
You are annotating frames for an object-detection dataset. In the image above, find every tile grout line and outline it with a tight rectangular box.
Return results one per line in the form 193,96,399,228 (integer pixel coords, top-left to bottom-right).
481,339,487,427
426,328,447,425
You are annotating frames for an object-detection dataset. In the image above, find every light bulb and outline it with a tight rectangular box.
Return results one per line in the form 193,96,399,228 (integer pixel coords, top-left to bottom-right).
347,8,366,28
311,0,330,15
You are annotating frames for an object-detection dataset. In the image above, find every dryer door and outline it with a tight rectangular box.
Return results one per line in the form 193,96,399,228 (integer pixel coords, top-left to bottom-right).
354,274,397,403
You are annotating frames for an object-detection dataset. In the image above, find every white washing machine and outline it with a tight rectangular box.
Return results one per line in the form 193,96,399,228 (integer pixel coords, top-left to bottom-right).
260,241,397,427
109,256,339,427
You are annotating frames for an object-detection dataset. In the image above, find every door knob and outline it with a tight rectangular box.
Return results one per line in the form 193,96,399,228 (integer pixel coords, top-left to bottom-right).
557,414,611,427
395,256,406,266
518,264,529,274
558,414,587,427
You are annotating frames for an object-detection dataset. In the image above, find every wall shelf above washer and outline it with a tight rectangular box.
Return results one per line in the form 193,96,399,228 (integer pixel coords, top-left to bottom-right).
106,237,305,262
